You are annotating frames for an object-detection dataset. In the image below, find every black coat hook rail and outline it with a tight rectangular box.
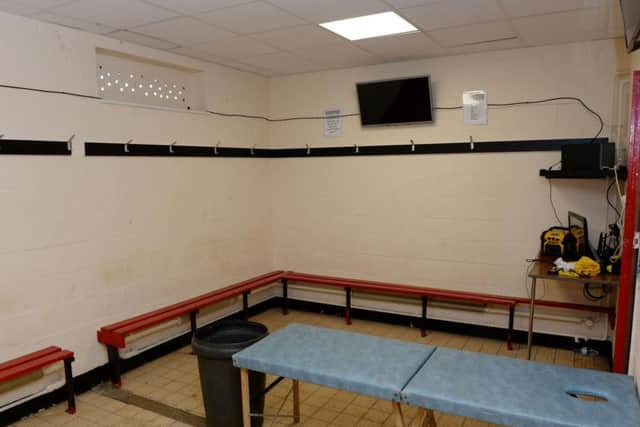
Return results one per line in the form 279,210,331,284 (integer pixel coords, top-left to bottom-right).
84,138,608,158
85,142,267,157
0,139,72,155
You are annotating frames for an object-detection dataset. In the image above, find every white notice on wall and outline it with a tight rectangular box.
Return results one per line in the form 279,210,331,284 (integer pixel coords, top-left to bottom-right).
324,108,343,136
463,90,488,125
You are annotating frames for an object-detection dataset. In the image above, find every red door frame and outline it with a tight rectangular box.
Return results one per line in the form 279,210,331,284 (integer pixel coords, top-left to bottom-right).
613,70,640,373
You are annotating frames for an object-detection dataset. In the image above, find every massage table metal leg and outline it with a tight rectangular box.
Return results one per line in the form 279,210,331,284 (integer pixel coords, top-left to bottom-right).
240,368,251,427
392,402,405,427
292,379,300,423
527,277,537,359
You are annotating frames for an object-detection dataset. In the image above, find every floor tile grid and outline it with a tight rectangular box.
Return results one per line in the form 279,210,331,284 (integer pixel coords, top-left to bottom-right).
10,308,610,427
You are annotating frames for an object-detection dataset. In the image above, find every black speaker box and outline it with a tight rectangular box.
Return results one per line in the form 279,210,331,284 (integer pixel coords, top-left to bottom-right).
561,143,615,172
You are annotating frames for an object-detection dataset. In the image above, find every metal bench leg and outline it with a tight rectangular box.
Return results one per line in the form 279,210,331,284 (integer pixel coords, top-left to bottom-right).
240,368,251,427
190,310,198,336
345,287,352,325
421,296,428,337
413,408,437,427
243,292,249,321
63,358,76,414
507,305,515,351
189,310,200,356
107,345,122,387
392,402,405,427
292,380,300,423
282,279,289,315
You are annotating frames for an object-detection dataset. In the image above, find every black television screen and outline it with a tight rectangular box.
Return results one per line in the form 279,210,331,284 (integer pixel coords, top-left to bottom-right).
620,0,640,52
356,76,433,126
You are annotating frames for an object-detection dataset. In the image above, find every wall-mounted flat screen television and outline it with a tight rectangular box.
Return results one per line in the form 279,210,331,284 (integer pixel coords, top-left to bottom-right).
356,76,433,126
620,0,640,52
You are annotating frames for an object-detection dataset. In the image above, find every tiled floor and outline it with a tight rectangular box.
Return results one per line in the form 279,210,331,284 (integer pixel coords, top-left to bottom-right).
10,308,609,426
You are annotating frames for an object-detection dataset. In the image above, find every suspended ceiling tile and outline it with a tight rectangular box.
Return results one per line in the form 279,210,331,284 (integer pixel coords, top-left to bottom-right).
194,36,280,59
384,0,441,9
428,20,516,48
448,36,524,55
0,0,74,16
267,0,390,23
238,51,318,75
399,0,506,31
512,7,609,46
355,32,447,61
251,25,345,50
499,0,608,18
197,1,305,34
143,0,255,15
34,11,115,34
51,0,179,29
169,46,267,74
215,58,272,75
291,40,381,69
134,17,234,46
170,45,218,61
108,30,180,50
0,0,623,77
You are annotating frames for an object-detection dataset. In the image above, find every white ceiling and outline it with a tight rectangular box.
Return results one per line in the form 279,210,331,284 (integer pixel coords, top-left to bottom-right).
0,0,625,76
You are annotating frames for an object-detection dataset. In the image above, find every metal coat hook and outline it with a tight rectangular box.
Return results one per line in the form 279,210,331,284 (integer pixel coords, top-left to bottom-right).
306,144,311,155
124,139,133,153
469,136,475,151
410,139,415,152
67,134,75,152
170,140,177,154
354,144,359,154
214,142,220,155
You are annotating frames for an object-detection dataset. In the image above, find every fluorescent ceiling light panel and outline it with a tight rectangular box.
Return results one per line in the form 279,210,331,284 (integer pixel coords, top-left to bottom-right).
320,12,418,41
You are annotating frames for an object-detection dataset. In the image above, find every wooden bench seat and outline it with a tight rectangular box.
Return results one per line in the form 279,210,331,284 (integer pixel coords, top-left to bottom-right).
0,347,75,414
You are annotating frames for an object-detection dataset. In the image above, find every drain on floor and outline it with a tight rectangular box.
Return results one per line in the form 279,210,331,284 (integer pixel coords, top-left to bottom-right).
94,384,206,427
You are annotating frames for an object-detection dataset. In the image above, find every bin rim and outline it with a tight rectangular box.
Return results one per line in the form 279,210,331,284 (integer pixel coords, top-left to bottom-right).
192,319,268,360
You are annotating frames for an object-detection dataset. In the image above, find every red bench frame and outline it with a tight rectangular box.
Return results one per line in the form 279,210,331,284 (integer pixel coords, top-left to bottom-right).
0,347,76,414
97,271,286,386
98,270,615,386
285,271,518,343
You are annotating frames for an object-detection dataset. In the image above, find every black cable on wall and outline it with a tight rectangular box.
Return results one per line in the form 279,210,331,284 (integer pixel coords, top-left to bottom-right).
0,84,605,143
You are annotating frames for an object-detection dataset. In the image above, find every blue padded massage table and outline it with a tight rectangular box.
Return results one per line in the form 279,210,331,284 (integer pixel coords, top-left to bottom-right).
403,347,640,427
233,323,437,426
232,324,640,427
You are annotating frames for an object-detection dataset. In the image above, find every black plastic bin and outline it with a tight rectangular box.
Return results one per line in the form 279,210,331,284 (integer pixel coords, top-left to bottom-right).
192,319,268,427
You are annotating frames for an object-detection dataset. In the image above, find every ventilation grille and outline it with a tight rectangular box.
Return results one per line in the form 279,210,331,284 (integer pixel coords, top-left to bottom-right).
96,48,204,111
98,68,188,107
